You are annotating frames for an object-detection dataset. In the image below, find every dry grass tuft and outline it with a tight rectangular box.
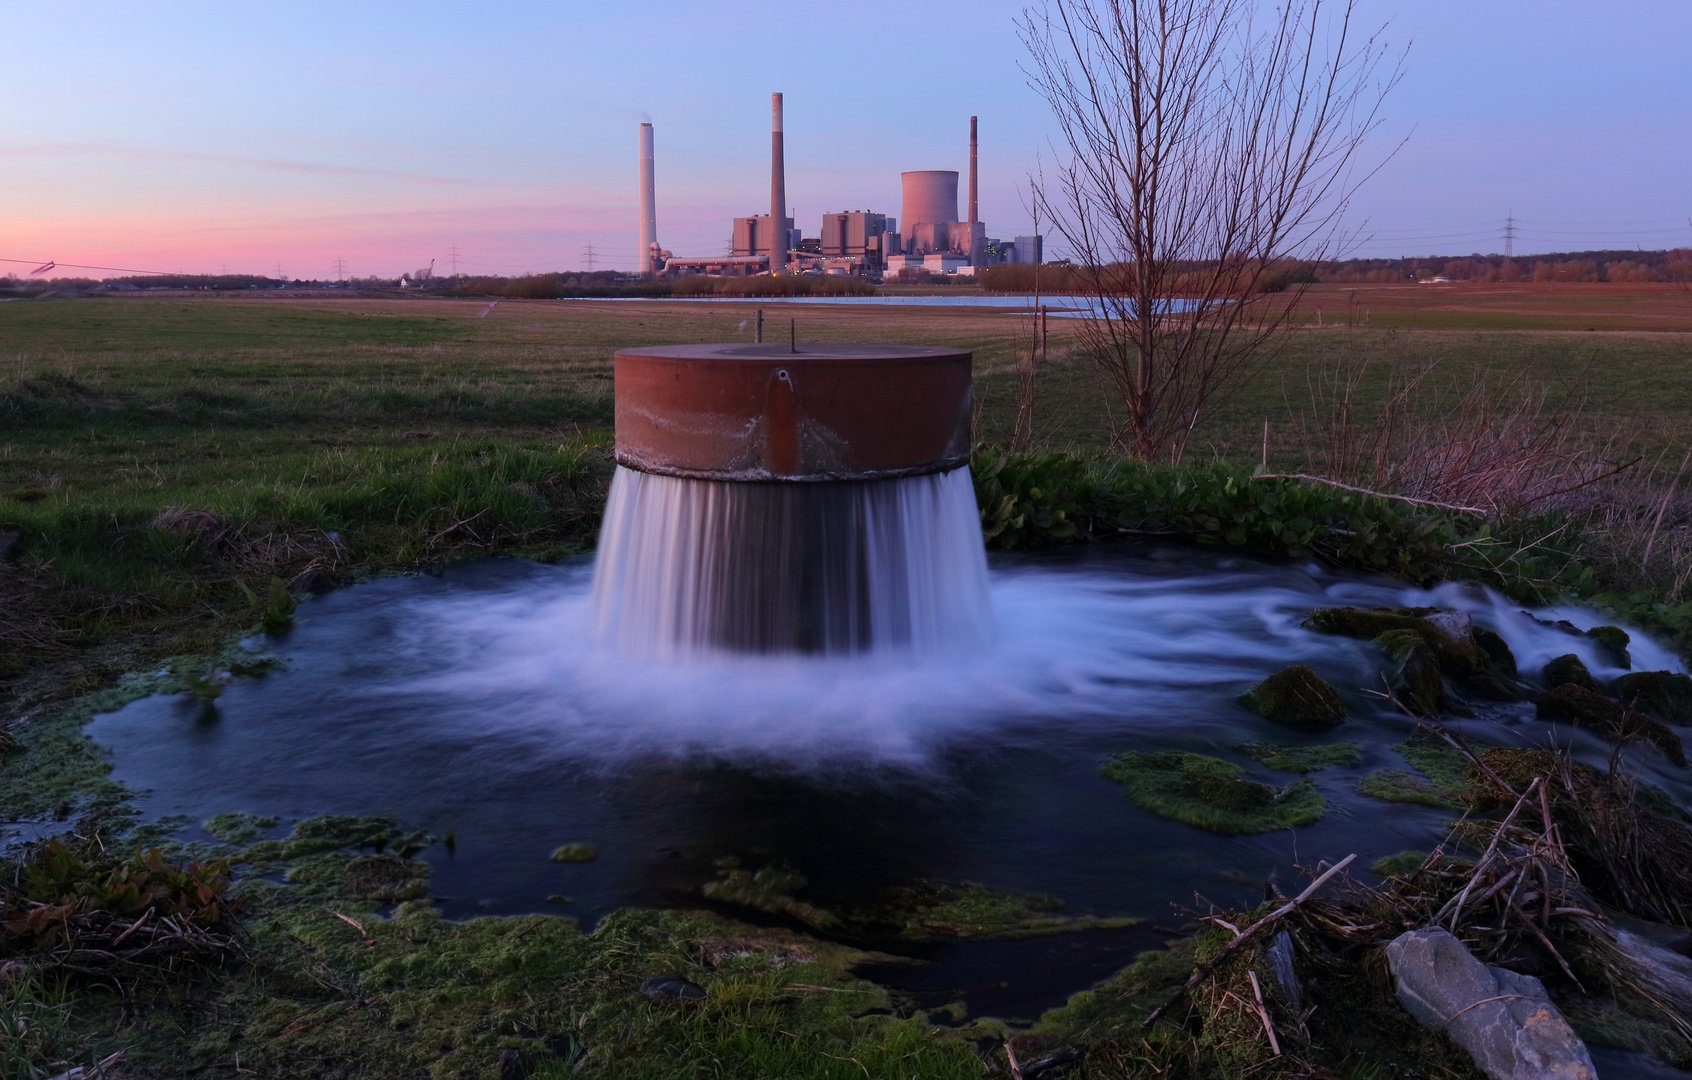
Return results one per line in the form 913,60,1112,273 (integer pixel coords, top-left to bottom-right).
1293,361,1623,515
147,507,231,543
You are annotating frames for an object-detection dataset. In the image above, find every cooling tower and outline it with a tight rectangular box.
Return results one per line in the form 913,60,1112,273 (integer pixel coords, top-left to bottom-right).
638,123,657,276
770,93,787,273
901,171,959,233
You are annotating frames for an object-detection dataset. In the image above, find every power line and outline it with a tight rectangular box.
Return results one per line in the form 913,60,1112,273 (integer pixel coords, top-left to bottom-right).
581,240,599,271
0,257,174,275
331,256,348,281
448,243,461,276
1504,212,1515,259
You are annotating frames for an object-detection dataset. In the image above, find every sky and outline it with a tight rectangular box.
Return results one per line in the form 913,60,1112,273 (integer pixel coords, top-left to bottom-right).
2,0,1688,279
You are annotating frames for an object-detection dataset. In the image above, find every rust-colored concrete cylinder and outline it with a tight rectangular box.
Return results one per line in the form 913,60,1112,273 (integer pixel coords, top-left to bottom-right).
612,342,972,481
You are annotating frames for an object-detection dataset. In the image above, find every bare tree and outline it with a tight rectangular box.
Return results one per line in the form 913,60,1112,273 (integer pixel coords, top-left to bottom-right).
1021,0,1403,461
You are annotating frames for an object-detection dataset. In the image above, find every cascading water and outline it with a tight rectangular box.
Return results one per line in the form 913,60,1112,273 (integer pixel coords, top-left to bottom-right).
590,466,990,658
589,341,989,658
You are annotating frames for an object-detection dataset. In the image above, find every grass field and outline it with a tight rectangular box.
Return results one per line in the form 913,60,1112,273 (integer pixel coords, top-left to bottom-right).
5,285,1692,1078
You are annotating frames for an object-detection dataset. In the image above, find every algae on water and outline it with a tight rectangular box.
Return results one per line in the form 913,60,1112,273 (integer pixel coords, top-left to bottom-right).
1356,741,1475,809
548,842,598,863
864,880,1141,940
202,811,278,845
1236,741,1361,773
702,864,838,929
1101,751,1325,834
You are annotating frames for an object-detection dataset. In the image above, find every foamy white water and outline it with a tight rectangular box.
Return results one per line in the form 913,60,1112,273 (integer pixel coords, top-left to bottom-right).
589,465,992,659
374,551,1682,771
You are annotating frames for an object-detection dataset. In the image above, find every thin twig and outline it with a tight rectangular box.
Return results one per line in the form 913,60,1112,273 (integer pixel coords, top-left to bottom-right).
1247,970,1281,1056
1250,473,1487,514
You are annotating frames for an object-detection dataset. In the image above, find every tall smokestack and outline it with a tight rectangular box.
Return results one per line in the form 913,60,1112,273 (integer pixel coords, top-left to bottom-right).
968,115,978,225
638,122,657,276
770,92,787,273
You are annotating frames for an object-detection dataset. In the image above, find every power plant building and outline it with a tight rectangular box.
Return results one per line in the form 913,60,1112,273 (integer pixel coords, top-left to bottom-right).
731,214,799,259
643,99,1040,280
818,211,891,259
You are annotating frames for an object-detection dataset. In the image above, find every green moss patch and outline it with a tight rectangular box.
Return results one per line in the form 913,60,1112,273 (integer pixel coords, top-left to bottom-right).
702,863,839,930
1101,751,1325,834
202,811,278,845
1368,850,1430,877
1235,740,1361,772
1238,665,1347,728
862,880,1140,941
1356,741,1476,809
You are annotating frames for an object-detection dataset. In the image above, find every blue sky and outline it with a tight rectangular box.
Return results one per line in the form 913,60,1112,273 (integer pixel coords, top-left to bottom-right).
2,0,1687,277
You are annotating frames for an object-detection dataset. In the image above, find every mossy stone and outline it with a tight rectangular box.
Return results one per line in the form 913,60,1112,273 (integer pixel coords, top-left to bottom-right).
1101,751,1325,834
1235,740,1361,773
1471,626,1518,679
1543,653,1601,694
1238,665,1347,728
1309,606,1498,684
549,843,598,863
1585,625,1632,669
1537,684,1687,767
1613,670,1692,724
1375,630,1446,717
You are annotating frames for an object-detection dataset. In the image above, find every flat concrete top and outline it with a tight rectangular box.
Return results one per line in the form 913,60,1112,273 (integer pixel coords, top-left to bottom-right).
614,342,971,362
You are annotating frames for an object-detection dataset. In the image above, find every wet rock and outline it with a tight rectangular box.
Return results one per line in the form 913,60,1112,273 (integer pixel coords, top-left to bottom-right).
1311,606,1513,703
1543,654,1601,694
1585,625,1632,669
1536,685,1686,767
1613,671,1692,725
1385,927,1596,1080
1473,626,1519,680
1238,665,1347,728
1376,630,1447,717
549,843,598,863
639,975,707,1003
498,1048,533,1080
1424,609,1473,640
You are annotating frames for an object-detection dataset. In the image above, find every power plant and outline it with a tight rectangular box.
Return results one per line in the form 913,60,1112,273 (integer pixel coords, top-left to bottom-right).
650,95,1041,280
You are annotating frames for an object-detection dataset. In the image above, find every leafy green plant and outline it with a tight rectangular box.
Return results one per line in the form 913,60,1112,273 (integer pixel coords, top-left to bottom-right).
971,447,1088,548
2,839,234,954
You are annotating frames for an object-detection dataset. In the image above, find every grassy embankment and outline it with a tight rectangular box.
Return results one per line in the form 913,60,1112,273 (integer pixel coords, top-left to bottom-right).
3,287,1692,1077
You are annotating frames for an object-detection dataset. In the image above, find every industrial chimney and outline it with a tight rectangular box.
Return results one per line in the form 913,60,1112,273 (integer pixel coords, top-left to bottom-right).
770,93,787,273
968,116,978,226
638,122,657,276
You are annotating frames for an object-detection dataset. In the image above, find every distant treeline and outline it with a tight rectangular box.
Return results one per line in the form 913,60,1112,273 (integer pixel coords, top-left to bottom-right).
1321,249,1692,284
455,273,875,299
